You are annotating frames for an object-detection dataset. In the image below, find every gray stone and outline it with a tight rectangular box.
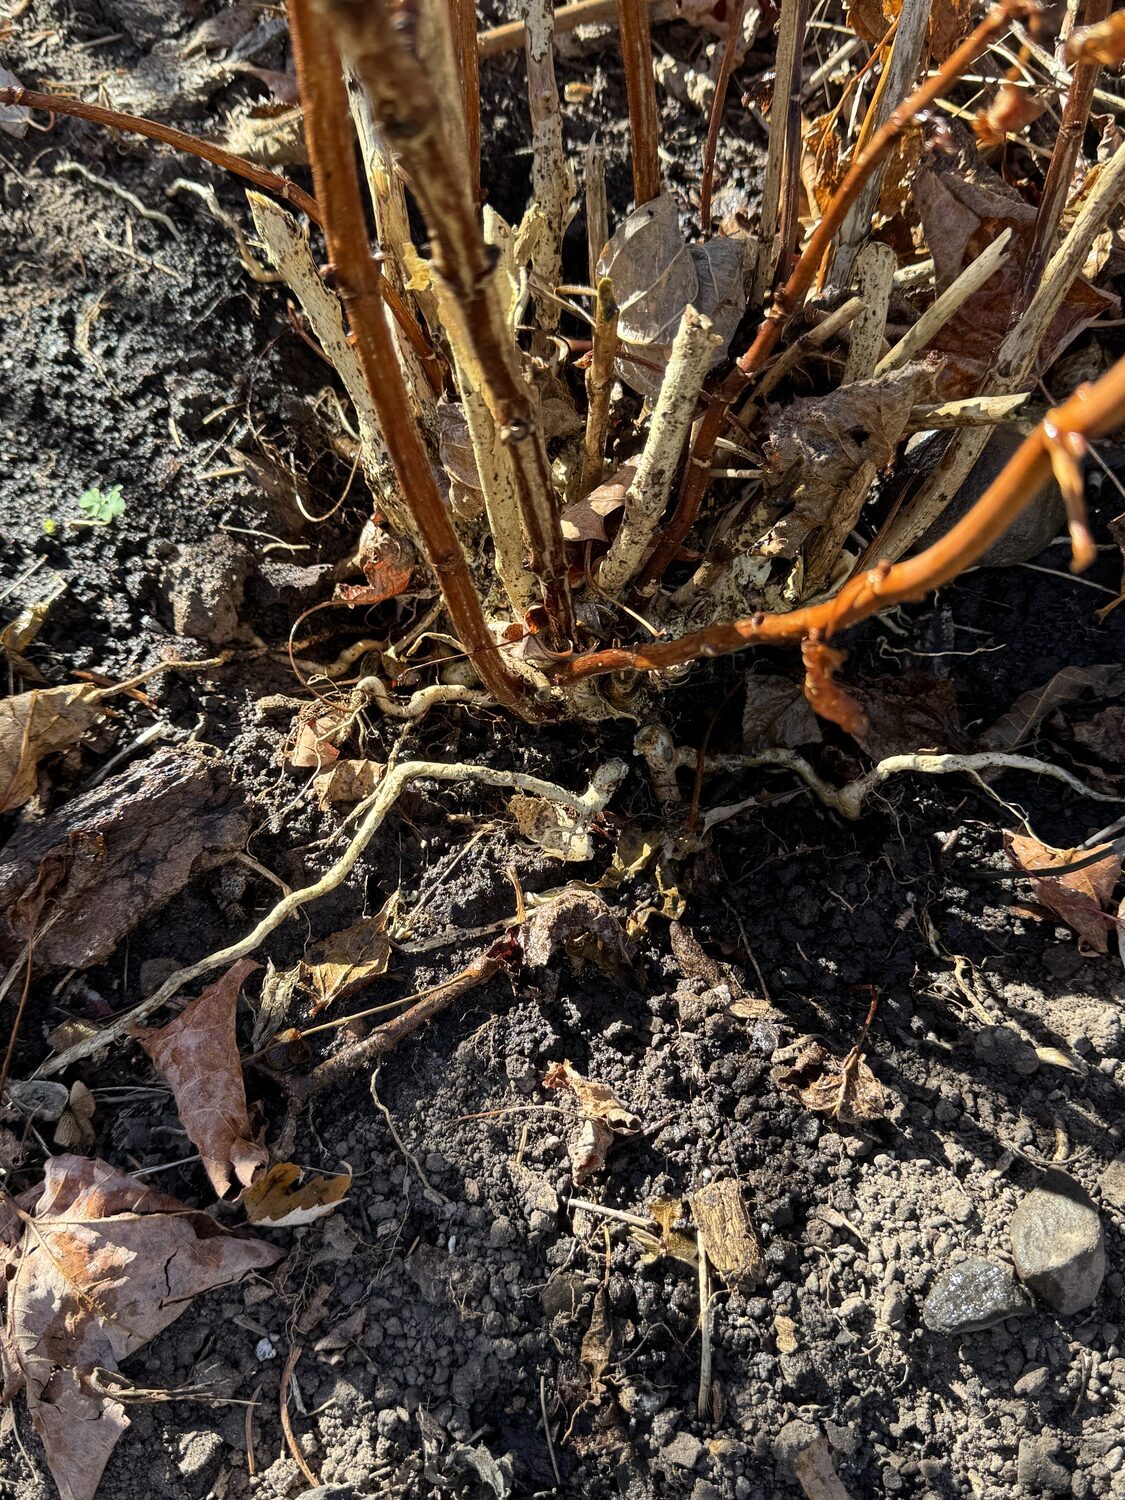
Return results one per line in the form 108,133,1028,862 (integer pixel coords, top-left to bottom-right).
972,1025,1040,1077
662,1432,705,1470
1017,1435,1070,1494
1011,1171,1105,1315
168,535,252,645
1101,1152,1125,1212
922,1257,1034,1333
1013,1366,1050,1397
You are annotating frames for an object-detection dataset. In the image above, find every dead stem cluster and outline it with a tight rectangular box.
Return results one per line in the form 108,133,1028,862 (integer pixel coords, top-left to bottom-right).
5,0,1125,730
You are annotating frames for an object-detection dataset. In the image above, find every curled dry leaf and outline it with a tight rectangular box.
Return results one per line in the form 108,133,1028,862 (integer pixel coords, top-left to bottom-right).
743,673,823,750
633,1196,699,1268
287,709,346,770
1,1155,279,1500
560,464,635,543
598,194,747,398
774,1041,886,1125
981,664,1125,751
300,904,393,1016
1066,11,1125,68
132,958,268,1198
973,83,1045,148
522,889,635,973
850,672,963,760
53,1080,96,1152
543,1060,641,1182
240,1160,352,1227
0,683,103,813
1004,832,1121,954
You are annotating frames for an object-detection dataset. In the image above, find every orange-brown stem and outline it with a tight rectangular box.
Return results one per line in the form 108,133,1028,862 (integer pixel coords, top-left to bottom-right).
450,0,482,203
287,0,540,719
0,85,321,222
555,351,1125,683
616,0,662,204
633,0,1026,592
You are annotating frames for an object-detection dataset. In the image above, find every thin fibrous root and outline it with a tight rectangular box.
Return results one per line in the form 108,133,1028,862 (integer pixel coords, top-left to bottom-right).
35,758,628,1079
651,747,1123,825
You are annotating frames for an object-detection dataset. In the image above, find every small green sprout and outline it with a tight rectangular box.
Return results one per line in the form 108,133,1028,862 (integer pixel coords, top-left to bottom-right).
42,518,58,536
77,484,125,525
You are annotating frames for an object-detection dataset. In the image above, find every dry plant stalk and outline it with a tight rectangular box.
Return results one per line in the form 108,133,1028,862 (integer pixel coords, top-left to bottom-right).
616,0,662,205
450,0,482,204
749,0,807,306
579,277,620,498
285,0,538,717
320,0,576,646
555,351,1125,682
524,0,574,337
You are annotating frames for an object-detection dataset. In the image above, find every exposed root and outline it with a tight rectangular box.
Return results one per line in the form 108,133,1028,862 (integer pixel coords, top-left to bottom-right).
36,758,627,1079
354,675,492,719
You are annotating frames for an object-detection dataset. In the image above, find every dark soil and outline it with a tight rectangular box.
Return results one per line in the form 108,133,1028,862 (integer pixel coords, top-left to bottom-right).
4,5,1125,1500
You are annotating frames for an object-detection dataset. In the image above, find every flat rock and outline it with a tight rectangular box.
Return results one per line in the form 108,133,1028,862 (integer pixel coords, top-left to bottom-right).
922,1256,1034,1333
1101,1152,1125,1212
1010,1170,1105,1315
662,1432,704,1470
1017,1435,1070,1494
168,535,252,645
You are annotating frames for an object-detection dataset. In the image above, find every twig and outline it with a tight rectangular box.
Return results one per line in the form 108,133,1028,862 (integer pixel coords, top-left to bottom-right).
371,1065,447,1202
525,0,574,338
841,241,896,384
540,1376,562,1490
0,86,319,221
699,0,751,231
287,0,539,716
557,346,1125,681
279,1347,318,1489
568,1197,655,1228
451,0,482,203
875,229,1013,375
598,306,721,596
323,0,576,648
697,1230,714,1420
616,0,662,205
479,0,673,56
37,758,625,1077
750,0,805,306
578,276,620,497
586,137,609,281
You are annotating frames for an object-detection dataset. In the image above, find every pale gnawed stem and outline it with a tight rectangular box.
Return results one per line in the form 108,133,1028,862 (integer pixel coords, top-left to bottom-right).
461,384,540,618
450,0,482,203
586,137,609,282
616,0,662,205
874,229,1013,375
524,0,575,337
249,194,409,535
578,276,620,498
1022,0,1110,304
802,460,879,597
750,0,804,307
841,241,896,384
906,393,1030,430
554,350,1125,682
286,0,540,718
882,134,1125,560
479,0,675,57
599,307,722,597
826,0,931,293
321,0,577,647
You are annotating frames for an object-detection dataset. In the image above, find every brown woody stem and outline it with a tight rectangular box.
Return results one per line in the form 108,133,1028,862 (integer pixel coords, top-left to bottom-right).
555,351,1125,682
287,0,540,719
632,0,1025,592
616,0,662,205
320,0,577,647
0,85,320,222
450,0,482,204
700,0,750,230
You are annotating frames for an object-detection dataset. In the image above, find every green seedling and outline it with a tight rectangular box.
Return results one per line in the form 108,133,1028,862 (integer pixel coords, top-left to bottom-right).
76,483,125,525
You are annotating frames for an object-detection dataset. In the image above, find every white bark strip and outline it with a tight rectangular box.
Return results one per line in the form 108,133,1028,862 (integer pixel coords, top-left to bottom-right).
598,306,722,597
524,0,575,335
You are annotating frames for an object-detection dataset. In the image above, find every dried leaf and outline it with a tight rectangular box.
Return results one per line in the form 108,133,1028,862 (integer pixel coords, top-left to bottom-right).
0,684,103,812
53,1081,96,1152
929,0,974,61
435,401,481,491
801,639,869,737
132,959,268,1198
300,906,392,1016
560,464,635,543
522,890,634,972
598,194,748,398
1004,833,1120,954
240,1161,352,1227
846,0,898,46
774,1041,886,1124
1066,12,1125,68
690,1179,764,1286
981,664,1125,750
1071,704,1125,763
287,710,345,770
312,757,384,808
973,83,1045,148
743,674,823,750
850,672,963,759
801,114,845,218
509,792,596,861
543,1060,641,1181
633,1196,699,1267
579,1285,615,1390
2,1155,278,1500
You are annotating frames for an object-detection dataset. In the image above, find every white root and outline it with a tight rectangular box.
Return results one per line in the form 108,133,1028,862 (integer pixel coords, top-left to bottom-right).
598,306,722,597
355,676,493,719
35,758,627,1079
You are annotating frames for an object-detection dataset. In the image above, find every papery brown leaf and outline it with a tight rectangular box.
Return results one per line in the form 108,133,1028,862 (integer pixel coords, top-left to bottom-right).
543,1060,641,1181
1004,833,1121,953
579,1285,615,1390
851,672,963,759
801,113,844,217
313,757,384,809
973,83,1046,148
0,684,103,813
53,1081,96,1152
522,890,634,971
132,959,267,1197
774,1041,886,1124
743,673,823,750
801,639,869,737
633,1196,699,1268
287,710,345,769
2,1154,279,1500
690,1179,764,1286
561,464,635,543
929,0,974,61
300,906,392,1016
846,0,898,46
981,664,1125,750
1066,12,1125,68
240,1160,352,1227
